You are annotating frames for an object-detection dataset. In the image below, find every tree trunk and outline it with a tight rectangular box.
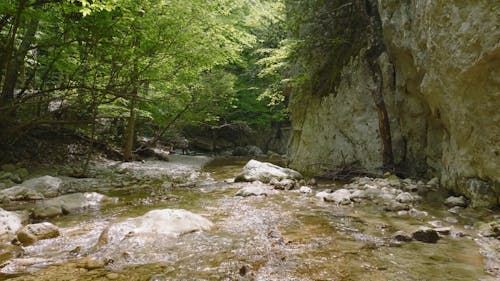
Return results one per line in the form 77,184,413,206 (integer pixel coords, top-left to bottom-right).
364,0,394,171
123,88,137,161
1,0,27,105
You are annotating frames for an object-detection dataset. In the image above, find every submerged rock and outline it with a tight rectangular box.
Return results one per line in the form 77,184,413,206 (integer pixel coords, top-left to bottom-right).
236,183,276,197
32,192,117,219
16,222,60,246
235,160,302,183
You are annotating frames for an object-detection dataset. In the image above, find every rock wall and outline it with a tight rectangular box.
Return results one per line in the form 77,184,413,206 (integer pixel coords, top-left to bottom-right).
288,0,500,207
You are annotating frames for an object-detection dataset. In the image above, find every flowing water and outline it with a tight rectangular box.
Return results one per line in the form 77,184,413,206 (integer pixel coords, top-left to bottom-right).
0,157,497,281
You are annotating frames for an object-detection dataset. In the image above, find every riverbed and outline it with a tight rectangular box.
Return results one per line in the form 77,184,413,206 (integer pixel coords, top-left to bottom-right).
0,156,498,280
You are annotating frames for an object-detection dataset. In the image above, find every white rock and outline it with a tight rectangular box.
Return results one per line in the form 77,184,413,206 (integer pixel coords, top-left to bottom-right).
322,189,352,205
235,160,302,183
21,176,62,197
0,208,23,242
299,186,313,193
99,209,213,245
396,192,414,203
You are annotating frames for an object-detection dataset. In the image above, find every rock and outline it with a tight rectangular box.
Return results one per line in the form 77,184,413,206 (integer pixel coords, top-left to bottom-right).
299,186,313,194
478,221,500,238
395,192,414,203
1,164,16,173
0,208,23,242
287,0,500,209
272,178,296,190
32,205,63,219
427,221,443,228
444,196,468,208
463,179,498,208
427,177,440,187
322,189,352,205
444,217,459,224
408,208,428,218
235,160,302,183
16,222,60,246
448,206,463,214
236,183,276,197
98,209,213,247
412,227,440,243
0,185,45,201
21,176,63,198
44,192,117,214
434,227,451,235
393,231,413,242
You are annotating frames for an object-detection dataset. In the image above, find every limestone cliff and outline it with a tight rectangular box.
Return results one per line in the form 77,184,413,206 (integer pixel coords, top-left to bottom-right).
288,0,500,207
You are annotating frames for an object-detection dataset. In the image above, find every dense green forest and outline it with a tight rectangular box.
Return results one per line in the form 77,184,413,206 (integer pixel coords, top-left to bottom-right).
0,0,297,162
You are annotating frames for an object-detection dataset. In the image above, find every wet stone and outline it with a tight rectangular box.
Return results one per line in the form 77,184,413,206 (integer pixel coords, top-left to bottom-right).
412,227,440,243
16,222,60,246
393,231,413,242
444,196,468,208
299,186,313,194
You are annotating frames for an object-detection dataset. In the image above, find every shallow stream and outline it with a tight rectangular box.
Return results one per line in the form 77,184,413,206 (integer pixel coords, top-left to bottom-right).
0,157,497,281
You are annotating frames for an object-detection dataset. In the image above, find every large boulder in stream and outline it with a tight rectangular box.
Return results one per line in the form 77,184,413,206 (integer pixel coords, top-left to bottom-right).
235,160,302,183
32,192,117,219
0,208,23,242
98,209,213,246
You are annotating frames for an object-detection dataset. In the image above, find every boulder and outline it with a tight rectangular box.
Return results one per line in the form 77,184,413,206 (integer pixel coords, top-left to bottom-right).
98,209,213,246
0,208,23,242
0,186,44,201
444,196,468,208
235,160,302,183
321,189,352,205
236,183,276,197
16,222,60,246
412,227,440,243
21,176,63,198
32,205,63,219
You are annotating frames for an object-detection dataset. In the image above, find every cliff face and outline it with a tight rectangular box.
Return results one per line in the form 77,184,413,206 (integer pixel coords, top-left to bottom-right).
288,0,500,207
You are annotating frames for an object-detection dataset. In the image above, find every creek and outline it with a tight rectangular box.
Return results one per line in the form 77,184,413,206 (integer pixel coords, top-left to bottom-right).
0,156,497,281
